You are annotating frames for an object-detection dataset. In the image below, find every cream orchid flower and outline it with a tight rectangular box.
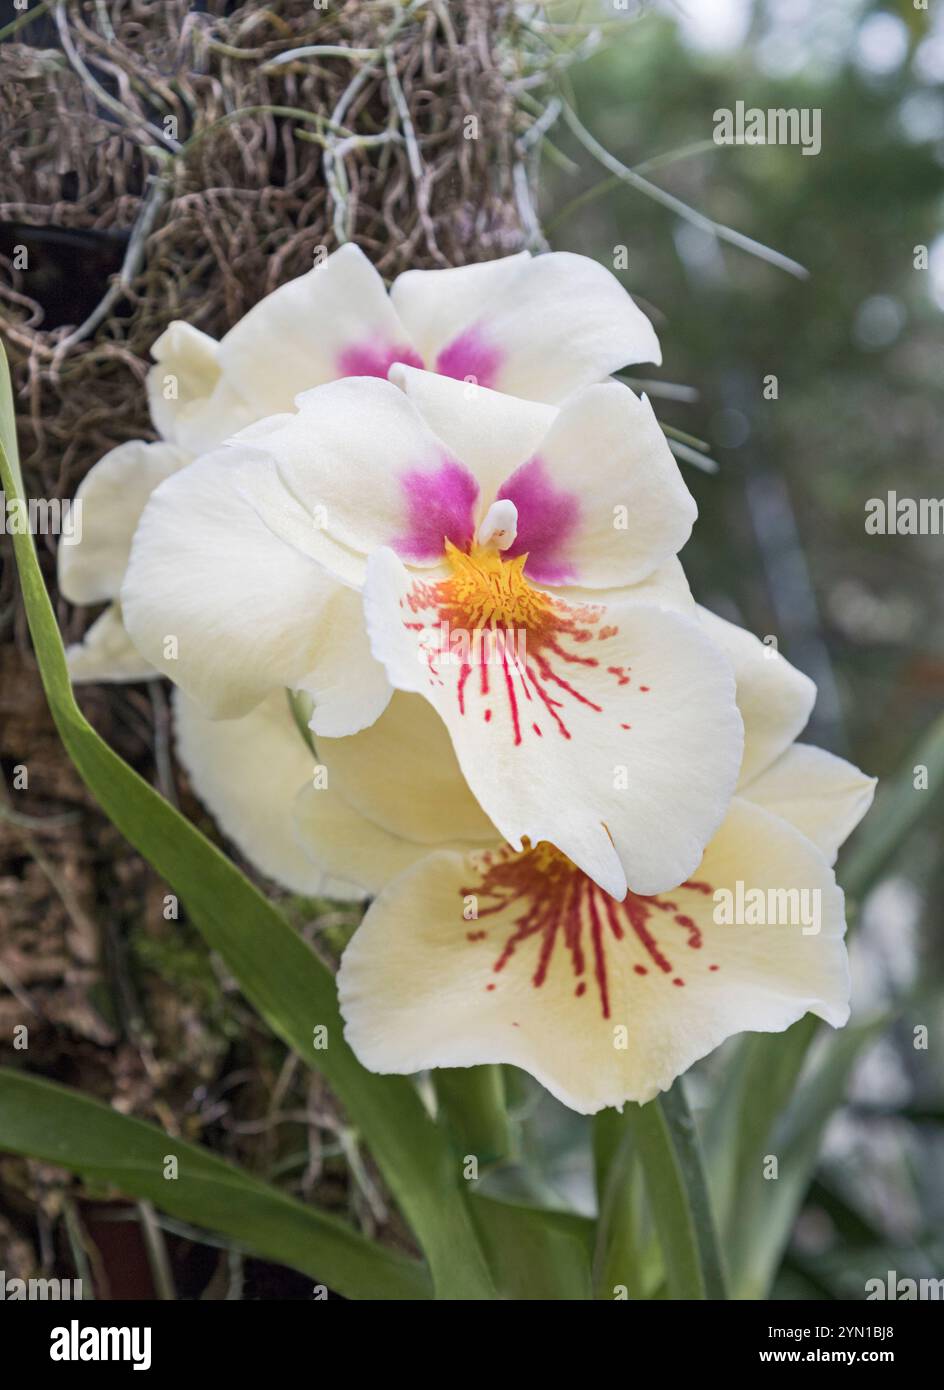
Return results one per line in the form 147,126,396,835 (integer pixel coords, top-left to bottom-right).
165,608,872,1114
122,365,744,897
58,244,660,682
292,614,873,1114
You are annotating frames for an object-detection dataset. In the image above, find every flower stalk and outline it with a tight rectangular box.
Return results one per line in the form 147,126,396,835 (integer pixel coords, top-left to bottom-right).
433,1065,512,1171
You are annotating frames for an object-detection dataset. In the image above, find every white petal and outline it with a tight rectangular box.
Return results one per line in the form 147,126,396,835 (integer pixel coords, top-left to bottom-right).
232,451,371,592
296,592,394,740
65,604,156,683
236,377,482,579
216,243,419,416
494,382,695,588
558,556,695,616
741,744,876,865
146,323,257,457
58,440,186,605
146,245,419,455
292,781,426,897
390,253,531,365
318,692,495,846
698,606,816,786
293,694,494,893
364,546,743,897
121,447,390,730
338,799,849,1114
174,690,360,898
388,364,556,504
391,251,661,403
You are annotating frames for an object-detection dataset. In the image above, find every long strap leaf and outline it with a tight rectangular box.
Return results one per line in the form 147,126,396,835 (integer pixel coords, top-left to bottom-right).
597,1079,727,1300
0,1069,429,1300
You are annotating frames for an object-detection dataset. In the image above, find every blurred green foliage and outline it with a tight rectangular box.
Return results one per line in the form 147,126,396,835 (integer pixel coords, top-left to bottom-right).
551,0,943,771
533,0,944,1299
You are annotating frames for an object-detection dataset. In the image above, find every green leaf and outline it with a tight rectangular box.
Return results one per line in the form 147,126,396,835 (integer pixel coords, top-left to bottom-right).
0,1068,429,1300
470,1193,593,1300
599,1079,727,1300
0,339,494,1301
706,1017,816,1247
728,1016,886,1298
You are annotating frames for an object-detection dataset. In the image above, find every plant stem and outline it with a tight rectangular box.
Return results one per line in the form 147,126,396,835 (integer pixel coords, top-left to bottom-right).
434,1066,511,1171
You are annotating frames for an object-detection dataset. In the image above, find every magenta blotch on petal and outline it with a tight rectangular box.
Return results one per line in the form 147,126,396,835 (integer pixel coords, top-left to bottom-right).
337,342,424,379
497,457,581,583
434,329,503,389
393,459,480,561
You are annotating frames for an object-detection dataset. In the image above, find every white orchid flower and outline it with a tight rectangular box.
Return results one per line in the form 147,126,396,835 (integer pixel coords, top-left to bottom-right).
122,361,744,896
319,615,873,1114
166,608,873,1114
58,244,660,682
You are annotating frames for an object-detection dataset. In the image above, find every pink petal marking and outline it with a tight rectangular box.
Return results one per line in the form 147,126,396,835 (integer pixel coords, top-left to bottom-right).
337,341,423,379
497,457,581,584
392,458,479,561
434,328,503,388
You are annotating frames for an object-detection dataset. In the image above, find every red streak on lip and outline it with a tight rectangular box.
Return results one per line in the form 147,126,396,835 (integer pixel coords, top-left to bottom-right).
586,885,611,1020
499,642,522,745
464,846,718,1020
457,661,472,715
403,570,651,748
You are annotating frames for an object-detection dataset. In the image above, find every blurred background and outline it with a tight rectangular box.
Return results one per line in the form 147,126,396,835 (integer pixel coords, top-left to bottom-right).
524,0,944,1299
1,0,942,1299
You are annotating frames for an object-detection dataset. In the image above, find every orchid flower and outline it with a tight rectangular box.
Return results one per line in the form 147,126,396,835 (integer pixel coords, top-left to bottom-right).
167,608,873,1114
122,363,744,896
58,244,659,682
313,615,873,1113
